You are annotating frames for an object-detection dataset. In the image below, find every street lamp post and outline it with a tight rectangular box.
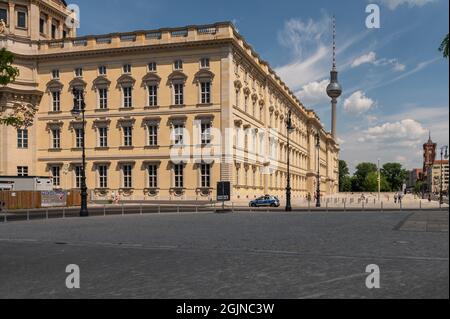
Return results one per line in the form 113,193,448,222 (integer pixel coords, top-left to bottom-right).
72,88,89,217
315,131,321,208
439,145,449,205
285,110,294,212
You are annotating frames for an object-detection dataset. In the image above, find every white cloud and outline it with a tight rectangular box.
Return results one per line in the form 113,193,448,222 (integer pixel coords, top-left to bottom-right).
352,52,377,67
344,91,376,114
359,119,428,147
378,0,436,10
297,79,330,106
351,51,406,71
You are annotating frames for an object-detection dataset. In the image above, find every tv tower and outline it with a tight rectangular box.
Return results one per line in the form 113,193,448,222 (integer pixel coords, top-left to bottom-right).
326,16,342,140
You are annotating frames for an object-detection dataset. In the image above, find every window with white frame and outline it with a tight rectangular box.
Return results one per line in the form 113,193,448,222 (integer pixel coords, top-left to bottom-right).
148,85,158,107
51,166,60,187
122,165,132,188
174,60,183,70
98,127,108,148
74,67,83,77
173,83,184,105
123,64,132,74
73,89,84,111
123,86,133,108
75,128,83,148
148,164,158,188
52,69,60,79
98,88,108,109
52,91,61,112
17,129,28,149
74,165,82,188
98,165,108,188
148,62,157,72
98,66,107,76
200,163,211,188
173,124,184,146
174,164,184,188
147,124,158,146
51,128,61,149
200,58,210,69
200,81,211,104
201,122,212,145
123,126,133,147
17,166,29,177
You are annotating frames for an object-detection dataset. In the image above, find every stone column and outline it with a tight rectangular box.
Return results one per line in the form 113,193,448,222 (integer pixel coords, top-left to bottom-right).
8,3,15,34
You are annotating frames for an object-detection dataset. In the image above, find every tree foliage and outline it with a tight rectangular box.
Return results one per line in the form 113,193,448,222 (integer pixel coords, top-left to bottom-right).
381,163,408,192
0,48,24,128
439,34,449,58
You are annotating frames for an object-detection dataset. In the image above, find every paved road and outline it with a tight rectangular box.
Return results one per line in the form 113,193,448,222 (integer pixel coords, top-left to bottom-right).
0,210,448,299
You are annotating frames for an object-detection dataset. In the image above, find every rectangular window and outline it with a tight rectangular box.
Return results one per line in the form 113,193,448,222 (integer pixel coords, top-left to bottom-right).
51,129,61,149
122,165,132,189
123,126,133,147
173,124,184,146
39,18,45,34
123,87,132,108
74,166,82,189
148,62,157,72
98,127,108,148
99,88,108,109
17,166,29,177
201,82,211,104
148,165,158,188
201,122,211,145
75,68,83,77
201,163,211,188
75,128,83,148
73,89,83,111
98,165,108,189
174,60,183,70
51,166,60,187
52,69,60,79
174,83,184,105
148,125,158,146
51,24,57,39
17,129,28,149
123,64,132,74
52,91,60,112
98,66,107,75
0,9,7,24
148,85,158,106
200,58,210,69
17,11,26,28
174,164,184,188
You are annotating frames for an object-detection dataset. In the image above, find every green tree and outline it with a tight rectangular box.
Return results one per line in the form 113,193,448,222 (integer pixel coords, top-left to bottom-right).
341,176,353,192
382,163,408,192
0,48,23,127
439,34,449,58
338,160,350,192
353,162,378,191
365,172,390,192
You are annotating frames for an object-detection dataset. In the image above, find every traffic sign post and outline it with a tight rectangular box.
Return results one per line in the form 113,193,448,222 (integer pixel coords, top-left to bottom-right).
217,182,231,212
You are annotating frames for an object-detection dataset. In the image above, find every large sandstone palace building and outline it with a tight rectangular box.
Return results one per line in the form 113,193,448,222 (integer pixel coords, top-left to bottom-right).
0,0,339,201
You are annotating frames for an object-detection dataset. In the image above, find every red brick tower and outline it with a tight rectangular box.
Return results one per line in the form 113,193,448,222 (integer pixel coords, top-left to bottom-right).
423,132,437,181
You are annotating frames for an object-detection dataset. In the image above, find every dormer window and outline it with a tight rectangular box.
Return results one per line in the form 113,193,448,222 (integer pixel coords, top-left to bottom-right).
75,68,83,77
98,66,107,76
200,58,210,69
123,64,132,74
52,69,60,79
174,60,183,71
148,62,157,72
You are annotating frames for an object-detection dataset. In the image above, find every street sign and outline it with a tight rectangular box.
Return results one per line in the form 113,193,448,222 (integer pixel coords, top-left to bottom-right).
217,182,231,202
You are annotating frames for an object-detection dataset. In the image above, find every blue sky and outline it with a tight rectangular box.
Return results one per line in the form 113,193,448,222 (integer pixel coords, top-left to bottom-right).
73,0,449,171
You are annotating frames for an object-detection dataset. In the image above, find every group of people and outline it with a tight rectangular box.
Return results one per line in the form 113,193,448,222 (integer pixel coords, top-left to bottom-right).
394,192,404,204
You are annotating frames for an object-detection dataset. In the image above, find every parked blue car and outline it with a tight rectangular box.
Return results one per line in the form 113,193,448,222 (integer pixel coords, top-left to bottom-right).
249,195,280,208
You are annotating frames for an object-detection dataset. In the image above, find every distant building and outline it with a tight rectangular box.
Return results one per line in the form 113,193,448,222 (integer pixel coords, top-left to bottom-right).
406,168,423,192
427,160,449,195
423,133,437,184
